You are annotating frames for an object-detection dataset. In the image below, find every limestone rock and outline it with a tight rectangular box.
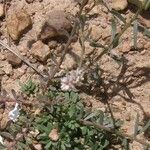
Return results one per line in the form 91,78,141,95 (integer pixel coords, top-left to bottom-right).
39,10,72,40
31,41,51,62
112,0,128,11
0,4,4,17
6,52,22,67
7,9,32,40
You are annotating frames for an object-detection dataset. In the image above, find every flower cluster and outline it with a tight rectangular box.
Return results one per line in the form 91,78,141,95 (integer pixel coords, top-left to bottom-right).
0,135,4,145
8,103,20,122
61,68,84,91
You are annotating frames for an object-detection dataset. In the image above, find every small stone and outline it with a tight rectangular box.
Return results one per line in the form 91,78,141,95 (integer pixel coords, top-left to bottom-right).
61,54,77,70
48,41,57,49
39,10,72,40
144,42,150,49
7,9,32,40
26,0,34,3
118,42,131,53
49,129,59,141
112,0,128,11
31,41,51,62
125,113,131,121
0,61,13,75
6,52,22,67
33,144,42,150
90,25,102,41
0,4,4,17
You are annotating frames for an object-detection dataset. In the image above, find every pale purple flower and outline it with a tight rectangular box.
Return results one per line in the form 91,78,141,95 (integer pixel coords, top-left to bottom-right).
61,68,84,91
8,103,20,122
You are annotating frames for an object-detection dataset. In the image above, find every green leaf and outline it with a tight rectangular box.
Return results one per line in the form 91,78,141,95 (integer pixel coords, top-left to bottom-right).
0,132,14,140
70,92,78,103
68,105,76,117
111,10,126,24
139,119,150,134
111,16,117,42
122,138,130,150
133,20,138,49
144,0,150,10
45,141,52,150
0,143,6,150
144,28,150,37
84,112,97,121
133,113,140,137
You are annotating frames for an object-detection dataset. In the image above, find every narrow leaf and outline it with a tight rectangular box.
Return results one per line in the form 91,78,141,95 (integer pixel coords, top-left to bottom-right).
144,28,150,37
133,20,138,49
139,119,150,134
133,113,140,137
84,112,97,121
111,16,117,42
111,10,126,24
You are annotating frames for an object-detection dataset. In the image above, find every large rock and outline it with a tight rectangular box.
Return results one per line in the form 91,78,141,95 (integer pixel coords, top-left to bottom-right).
7,9,32,41
39,10,72,40
31,41,51,62
112,0,128,11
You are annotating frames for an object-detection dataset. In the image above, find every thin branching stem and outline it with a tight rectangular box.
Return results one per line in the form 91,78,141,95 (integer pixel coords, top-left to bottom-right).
80,119,150,147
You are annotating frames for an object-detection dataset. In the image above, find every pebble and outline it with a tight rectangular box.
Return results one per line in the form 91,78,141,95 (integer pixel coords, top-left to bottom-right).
0,61,13,75
90,25,102,41
0,4,4,17
125,113,131,121
0,69,5,75
112,0,128,11
30,40,51,62
49,129,59,141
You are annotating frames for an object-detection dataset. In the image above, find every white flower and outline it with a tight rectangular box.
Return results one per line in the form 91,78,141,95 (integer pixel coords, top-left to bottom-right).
61,68,84,91
8,103,20,122
0,135,4,145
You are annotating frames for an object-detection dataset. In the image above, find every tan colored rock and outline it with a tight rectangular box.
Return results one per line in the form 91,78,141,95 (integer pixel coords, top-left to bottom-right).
33,144,42,150
118,42,131,53
0,61,13,75
49,129,59,141
0,69,5,75
90,25,102,41
39,10,72,40
7,9,32,40
0,4,4,17
112,0,128,11
61,54,77,70
6,52,22,67
31,41,51,62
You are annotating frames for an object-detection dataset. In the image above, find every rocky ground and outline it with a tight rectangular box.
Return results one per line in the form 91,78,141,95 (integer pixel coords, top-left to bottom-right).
0,0,149,149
